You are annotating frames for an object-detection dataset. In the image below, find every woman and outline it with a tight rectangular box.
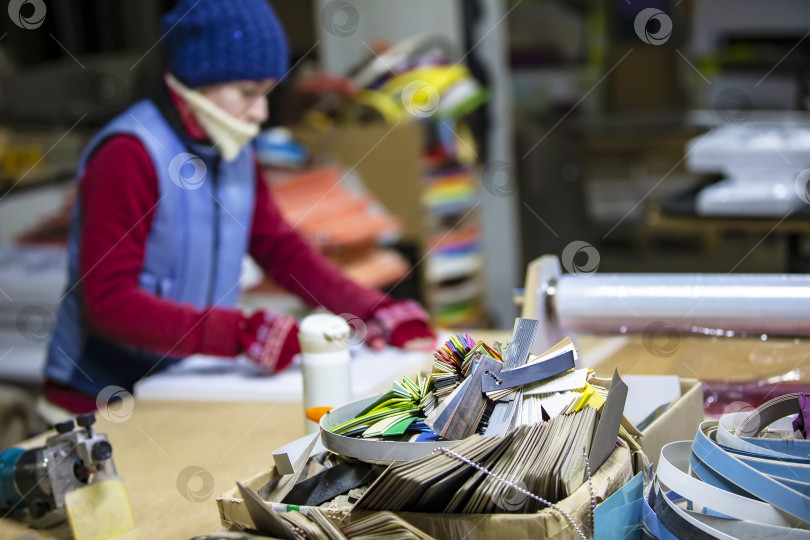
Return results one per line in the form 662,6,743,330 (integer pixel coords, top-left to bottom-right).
43,0,435,414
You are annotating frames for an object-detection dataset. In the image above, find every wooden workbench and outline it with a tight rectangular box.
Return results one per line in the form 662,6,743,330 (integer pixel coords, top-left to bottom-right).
2,332,809,539
0,400,308,539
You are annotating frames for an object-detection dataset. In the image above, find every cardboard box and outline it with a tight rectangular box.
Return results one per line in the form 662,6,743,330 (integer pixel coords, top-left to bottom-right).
606,47,682,115
216,378,702,538
291,124,426,244
637,378,703,471
217,444,632,540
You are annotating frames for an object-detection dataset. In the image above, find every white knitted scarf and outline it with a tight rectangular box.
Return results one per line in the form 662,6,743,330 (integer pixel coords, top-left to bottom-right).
165,73,260,161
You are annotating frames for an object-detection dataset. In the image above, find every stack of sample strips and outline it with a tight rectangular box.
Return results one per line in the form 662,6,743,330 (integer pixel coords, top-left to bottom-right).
430,333,473,404
341,512,436,539
430,333,502,404
430,374,458,405
329,374,435,440
325,323,625,446
355,407,599,514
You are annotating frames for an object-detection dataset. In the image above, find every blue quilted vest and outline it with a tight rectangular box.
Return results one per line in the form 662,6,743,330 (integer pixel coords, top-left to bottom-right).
45,99,255,396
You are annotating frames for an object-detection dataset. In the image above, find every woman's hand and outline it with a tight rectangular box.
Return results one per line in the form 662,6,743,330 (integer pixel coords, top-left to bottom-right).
239,311,300,372
364,299,437,352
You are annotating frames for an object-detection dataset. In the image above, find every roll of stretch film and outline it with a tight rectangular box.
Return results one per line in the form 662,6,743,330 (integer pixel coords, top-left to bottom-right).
555,273,810,336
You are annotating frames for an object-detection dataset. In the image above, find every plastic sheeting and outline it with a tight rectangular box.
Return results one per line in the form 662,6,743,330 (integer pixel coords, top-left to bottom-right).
556,273,810,337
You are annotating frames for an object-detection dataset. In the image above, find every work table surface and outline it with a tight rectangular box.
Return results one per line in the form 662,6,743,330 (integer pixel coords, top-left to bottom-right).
1,400,307,540
2,332,809,539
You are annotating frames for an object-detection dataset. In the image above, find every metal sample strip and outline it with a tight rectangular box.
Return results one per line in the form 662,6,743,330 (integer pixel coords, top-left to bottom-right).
480,350,575,393
483,318,538,436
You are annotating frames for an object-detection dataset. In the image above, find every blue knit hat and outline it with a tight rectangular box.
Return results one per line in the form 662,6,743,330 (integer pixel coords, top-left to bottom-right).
162,0,290,87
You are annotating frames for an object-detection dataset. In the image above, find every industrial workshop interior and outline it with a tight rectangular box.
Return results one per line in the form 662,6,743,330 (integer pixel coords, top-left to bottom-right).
1,0,810,539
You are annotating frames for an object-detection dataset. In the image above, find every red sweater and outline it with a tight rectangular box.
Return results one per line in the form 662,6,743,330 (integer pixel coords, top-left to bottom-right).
45,86,386,409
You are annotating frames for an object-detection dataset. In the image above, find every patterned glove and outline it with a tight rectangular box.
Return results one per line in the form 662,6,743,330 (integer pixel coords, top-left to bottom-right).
364,299,436,351
239,311,300,372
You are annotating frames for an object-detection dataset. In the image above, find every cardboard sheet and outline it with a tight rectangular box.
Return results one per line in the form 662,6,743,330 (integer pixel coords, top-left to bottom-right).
133,333,446,402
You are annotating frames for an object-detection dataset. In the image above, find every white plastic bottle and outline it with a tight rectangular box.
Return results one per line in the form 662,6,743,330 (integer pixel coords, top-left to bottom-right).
298,314,353,434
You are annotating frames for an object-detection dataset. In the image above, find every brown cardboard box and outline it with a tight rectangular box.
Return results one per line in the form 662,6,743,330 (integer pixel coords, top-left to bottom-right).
638,378,703,470
217,444,632,540
291,124,427,244
216,377,703,538
606,47,681,114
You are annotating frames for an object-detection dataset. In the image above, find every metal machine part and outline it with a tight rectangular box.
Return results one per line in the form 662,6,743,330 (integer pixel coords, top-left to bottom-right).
525,255,810,354
0,413,117,525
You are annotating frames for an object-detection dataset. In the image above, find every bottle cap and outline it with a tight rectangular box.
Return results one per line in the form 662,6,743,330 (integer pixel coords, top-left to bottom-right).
298,314,352,353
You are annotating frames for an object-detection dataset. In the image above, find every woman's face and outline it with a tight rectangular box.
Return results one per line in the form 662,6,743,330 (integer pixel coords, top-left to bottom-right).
199,79,275,125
